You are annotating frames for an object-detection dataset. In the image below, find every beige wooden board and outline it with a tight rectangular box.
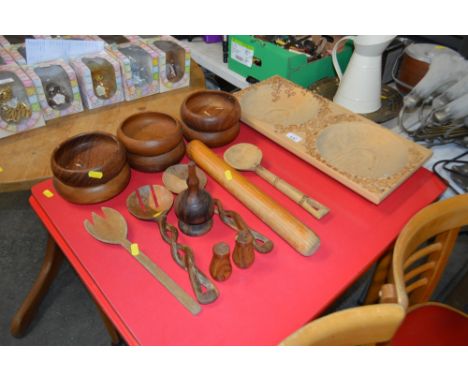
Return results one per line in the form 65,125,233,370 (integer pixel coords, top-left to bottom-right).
0,62,205,192
234,76,432,204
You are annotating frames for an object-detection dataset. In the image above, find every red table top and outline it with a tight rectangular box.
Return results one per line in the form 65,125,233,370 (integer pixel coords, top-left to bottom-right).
30,123,446,345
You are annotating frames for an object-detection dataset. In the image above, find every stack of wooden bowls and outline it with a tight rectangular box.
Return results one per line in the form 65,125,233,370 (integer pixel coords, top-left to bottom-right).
51,132,130,204
180,90,241,147
117,112,185,172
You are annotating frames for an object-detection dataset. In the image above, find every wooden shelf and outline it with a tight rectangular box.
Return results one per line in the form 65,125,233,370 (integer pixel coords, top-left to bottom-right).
0,62,205,192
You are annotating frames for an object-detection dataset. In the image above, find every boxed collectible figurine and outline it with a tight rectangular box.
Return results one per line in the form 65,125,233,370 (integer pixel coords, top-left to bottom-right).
22,59,84,120
0,47,14,66
0,64,45,139
93,35,160,101
128,35,190,93
70,51,124,109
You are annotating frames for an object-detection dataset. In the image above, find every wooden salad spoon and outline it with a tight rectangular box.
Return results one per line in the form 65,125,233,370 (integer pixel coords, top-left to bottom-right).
224,143,329,219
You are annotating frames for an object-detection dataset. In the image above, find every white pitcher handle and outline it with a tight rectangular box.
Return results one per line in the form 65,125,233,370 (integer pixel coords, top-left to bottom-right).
332,35,354,80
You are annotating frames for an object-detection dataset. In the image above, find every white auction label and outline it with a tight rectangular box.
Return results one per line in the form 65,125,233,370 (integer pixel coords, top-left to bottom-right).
286,132,303,143
230,38,254,68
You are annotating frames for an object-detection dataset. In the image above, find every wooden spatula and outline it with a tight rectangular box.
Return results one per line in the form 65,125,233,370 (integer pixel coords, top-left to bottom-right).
84,207,201,315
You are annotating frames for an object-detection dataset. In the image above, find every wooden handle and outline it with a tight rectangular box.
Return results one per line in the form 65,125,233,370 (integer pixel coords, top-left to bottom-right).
255,165,329,219
122,241,201,315
186,140,320,256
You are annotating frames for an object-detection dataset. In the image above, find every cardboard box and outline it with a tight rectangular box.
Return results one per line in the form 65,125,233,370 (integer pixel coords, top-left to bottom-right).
5,43,28,66
128,35,190,93
0,47,15,66
69,51,124,109
22,59,84,120
0,63,45,139
93,36,160,101
228,35,353,88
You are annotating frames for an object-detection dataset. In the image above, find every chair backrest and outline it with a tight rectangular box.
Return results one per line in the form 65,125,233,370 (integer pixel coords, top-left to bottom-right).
279,304,405,346
391,194,468,310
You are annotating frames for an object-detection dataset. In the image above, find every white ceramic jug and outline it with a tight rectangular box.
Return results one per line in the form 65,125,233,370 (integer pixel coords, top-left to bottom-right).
332,35,396,114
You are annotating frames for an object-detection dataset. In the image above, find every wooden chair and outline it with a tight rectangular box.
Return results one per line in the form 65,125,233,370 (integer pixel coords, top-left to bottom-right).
382,194,468,345
365,194,468,307
389,302,468,345
280,195,468,346
390,194,468,310
279,304,405,346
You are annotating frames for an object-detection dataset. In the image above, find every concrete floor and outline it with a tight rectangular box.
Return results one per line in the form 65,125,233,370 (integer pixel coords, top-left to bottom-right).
1,189,466,345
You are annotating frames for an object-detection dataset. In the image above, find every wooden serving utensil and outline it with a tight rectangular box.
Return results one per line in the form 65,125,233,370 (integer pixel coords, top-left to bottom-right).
224,143,329,219
126,184,219,305
84,207,201,315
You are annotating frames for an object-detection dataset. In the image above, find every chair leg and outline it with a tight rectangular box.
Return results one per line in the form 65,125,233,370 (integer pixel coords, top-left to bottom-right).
94,302,124,346
10,234,64,337
362,247,393,305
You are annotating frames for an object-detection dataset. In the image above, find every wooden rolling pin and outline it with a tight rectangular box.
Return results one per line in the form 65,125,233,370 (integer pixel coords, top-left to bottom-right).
187,140,320,256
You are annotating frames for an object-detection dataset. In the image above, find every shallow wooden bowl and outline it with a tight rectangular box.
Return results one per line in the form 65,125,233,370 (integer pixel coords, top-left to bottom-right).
127,140,186,172
117,112,183,156
51,132,127,188
181,90,241,133
53,163,131,204
181,121,240,147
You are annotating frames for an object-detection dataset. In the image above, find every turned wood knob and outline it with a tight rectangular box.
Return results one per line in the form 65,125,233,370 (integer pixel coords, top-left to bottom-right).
379,283,398,304
232,231,255,269
210,242,232,282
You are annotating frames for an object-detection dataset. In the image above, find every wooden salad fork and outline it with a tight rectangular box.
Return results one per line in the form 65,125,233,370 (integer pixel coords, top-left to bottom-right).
84,207,201,315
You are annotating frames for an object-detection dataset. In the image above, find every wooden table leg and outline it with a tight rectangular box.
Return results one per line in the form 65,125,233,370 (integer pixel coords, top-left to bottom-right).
361,246,394,305
10,234,64,337
10,232,126,344
94,302,124,346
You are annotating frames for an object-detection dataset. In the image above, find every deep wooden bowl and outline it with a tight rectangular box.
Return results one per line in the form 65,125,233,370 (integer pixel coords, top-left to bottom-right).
181,90,241,133
53,163,131,204
181,121,240,147
51,132,127,188
117,112,183,156
126,140,186,172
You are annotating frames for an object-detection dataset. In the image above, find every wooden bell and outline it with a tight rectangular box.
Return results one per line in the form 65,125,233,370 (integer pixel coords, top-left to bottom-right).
174,162,214,236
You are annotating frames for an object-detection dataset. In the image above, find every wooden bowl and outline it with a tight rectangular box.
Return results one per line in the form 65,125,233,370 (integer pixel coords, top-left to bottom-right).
126,140,186,172
53,163,131,204
181,121,240,147
117,112,183,156
51,132,127,188
181,90,241,133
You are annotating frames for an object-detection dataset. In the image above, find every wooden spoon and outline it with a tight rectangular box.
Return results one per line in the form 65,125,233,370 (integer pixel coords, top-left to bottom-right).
84,206,201,315
126,185,219,305
224,143,329,219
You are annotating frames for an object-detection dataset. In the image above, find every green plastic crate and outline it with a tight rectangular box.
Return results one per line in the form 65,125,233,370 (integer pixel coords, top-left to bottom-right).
228,35,353,88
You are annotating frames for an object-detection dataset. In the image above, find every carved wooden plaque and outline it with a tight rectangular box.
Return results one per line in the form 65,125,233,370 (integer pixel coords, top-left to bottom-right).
234,76,432,204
